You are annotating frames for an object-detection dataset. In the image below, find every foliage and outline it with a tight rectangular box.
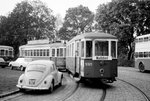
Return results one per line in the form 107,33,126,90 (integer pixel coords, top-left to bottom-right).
0,0,56,56
58,5,94,40
95,0,150,60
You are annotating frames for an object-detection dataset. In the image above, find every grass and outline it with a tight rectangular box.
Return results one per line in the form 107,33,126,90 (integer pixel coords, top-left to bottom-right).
0,67,23,94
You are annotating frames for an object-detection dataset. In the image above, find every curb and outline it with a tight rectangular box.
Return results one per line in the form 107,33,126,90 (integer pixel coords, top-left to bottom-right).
0,89,20,98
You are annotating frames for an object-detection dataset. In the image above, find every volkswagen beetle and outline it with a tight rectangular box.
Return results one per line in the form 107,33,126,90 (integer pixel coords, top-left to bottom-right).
16,60,63,92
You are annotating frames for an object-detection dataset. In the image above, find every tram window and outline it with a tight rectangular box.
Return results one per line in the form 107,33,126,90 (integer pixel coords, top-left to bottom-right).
86,41,92,57
52,49,55,57
1,50,4,56
144,37,148,42
95,41,108,56
149,52,150,57
139,38,143,42
135,39,138,43
60,48,63,56
31,50,33,56
144,52,148,57
135,52,138,58
43,49,46,56
139,52,143,57
34,50,36,56
28,50,31,56
40,49,42,56
37,50,39,56
47,49,49,56
64,48,66,57
111,41,116,58
75,42,80,57
25,50,27,56
81,41,84,57
57,49,59,56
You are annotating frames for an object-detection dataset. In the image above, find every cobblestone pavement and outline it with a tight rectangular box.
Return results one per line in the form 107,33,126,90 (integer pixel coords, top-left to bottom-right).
118,67,150,100
1,74,77,101
65,81,104,101
1,67,150,101
105,79,146,101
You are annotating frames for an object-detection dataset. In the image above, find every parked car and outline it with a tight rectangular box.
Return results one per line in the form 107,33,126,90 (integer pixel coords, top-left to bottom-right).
9,58,33,71
0,58,9,68
16,60,63,93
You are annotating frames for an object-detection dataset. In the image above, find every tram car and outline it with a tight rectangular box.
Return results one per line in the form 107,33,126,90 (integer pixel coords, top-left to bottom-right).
0,45,14,61
66,31,118,83
19,39,66,70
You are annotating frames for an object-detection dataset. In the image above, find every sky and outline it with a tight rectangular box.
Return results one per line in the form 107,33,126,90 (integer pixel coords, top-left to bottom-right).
0,0,111,18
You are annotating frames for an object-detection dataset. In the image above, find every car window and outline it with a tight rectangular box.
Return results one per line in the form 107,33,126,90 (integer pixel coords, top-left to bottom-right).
0,58,5,62
16,58,24,62
27,64,46,73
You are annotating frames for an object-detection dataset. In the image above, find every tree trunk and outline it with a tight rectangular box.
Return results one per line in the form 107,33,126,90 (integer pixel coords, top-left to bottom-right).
127,43,133,60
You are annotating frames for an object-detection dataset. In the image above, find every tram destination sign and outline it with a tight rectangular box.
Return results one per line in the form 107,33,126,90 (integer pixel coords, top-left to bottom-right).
93,56,112,60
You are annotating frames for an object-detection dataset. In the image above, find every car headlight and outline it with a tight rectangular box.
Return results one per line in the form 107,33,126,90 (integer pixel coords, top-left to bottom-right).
44,81,47,84
20,79,23,83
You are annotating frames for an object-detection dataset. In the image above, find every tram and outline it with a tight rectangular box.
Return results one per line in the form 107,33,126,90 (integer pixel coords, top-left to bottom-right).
66,31,118,83
19,39,66,70
49,42,66,70
0,45,14,60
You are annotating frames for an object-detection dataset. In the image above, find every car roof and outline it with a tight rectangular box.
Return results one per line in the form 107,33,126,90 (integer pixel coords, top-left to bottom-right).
28,60,54,67
0,58,4,62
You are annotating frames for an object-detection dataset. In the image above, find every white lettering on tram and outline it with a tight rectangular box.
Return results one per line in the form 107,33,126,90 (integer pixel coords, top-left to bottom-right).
85,63,92,67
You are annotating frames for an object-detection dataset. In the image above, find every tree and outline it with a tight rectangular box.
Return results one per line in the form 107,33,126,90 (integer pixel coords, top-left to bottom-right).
0,0,56,56
95,0,143,60
58,5,94,40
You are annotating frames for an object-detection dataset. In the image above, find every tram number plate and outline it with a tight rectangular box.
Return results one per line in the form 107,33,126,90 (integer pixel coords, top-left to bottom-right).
85,63,92,67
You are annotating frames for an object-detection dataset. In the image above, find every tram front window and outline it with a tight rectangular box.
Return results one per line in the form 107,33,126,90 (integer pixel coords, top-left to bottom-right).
86,41,92,57
95,41,108,56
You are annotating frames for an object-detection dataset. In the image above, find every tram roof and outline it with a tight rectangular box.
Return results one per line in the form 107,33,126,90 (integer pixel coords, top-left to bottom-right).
0,45,13,49
49,42,66,48
19,42,66,48
69,31,117,42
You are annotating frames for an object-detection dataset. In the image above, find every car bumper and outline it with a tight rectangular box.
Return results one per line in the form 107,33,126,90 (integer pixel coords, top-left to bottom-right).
16,85,49,90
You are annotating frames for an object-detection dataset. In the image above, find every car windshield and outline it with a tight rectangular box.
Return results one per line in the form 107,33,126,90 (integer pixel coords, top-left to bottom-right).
0,58,5,62
16,58,24,62
27,64,46,73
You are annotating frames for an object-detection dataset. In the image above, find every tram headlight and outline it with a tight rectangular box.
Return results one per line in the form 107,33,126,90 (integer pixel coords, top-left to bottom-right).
99,68,104,73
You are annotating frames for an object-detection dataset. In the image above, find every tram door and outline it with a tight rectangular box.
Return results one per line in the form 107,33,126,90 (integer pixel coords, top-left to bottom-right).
75,41,81,77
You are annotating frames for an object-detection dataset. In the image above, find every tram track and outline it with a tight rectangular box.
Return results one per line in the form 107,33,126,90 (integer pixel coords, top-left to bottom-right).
61,82,79,101
117,78,150,101
100,88,106,101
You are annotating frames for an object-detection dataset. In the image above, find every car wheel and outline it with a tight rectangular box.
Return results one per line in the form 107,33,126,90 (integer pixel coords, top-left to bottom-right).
10,65,13,70
1,66,5,68
19,88,25,92
49,82,54,93
59,76,63,86
20,66,24,71
139,63,145,73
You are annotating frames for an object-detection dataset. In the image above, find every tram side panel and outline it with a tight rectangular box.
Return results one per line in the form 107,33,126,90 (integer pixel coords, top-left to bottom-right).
66,57,76,74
